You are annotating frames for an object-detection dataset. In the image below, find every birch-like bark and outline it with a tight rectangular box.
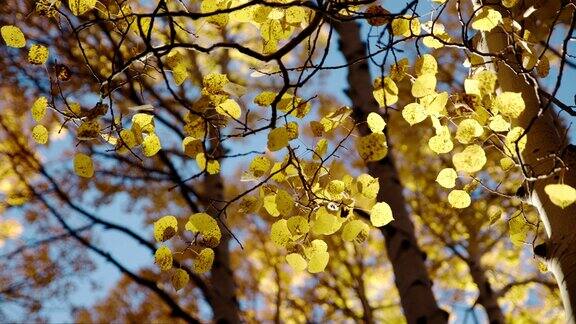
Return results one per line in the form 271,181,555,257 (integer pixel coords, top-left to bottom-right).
333,21,448,324
204,138,241,324
475,2,576,322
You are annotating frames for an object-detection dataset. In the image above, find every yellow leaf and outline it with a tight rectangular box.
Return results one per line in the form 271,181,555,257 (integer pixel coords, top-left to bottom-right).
373,77,398,107
357,133,388,162
73,153,94,178
286,216,309,238
249,156,271,178
502,0,518,7
68,0,97,16
504,127,527,155
154,215,178,242
367,112,386,133
306,240,329,273
544,184,576,209
488,115,510,132
216,99,241,119
286,253,307,271
172,269,189,291
263,194,280,217
464,79,481,96
1,25,26,48
436,168,457,189
391,16,421,37
154,245,172,271
471,7,502,32
311,207,342,235
270,219,292,247
132,113,155,133
357,174,379,199
492,92,525,119
415,54,437,76
452,144,487,173
402,102,428,125
254,91,277,107
428,126,453,154
411,74,437,98
275,189,294,216
342,219,369,242
448,190,471,209
32,124,48,145
193,248,215,274
326,180,345,196
142,133,161,157
186,213,221,247
28,44,49,65
267,127,290,152
31,97,48,122
370,202,393,227
195,153,220,174
455,119,484,144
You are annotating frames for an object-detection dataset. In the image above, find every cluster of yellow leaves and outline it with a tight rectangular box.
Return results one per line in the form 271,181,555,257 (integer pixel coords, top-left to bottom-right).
2,25,50,65
153,213,222,290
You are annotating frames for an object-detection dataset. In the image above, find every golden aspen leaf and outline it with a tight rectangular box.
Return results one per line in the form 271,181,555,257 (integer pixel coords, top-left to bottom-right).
186,213,221,247
196,153,219,175
286,253,307,271
421,91,448,116
464,79,481,96
263,194,280,217
357,133,388,162
314,139,328,160
193,248,215,274
390,58,409,82
1,25,26,48
402,102,428,125
544,184,576,209
238,196,261,214
77,119,100,140
32,124,48,145
249,156,271,178
502,0,519,7
287,216,309,238
132,113,155,133
172,269,189,291
423,36,444,49
216,99,241,119
254,91,276,106
504,127,527,155
120,129,137,149
493,92,525,119
509,211,528,246
275,189,294,215
285,122,299,141
310,120,324,137
306,240,329,273
488,115,510,132
471,7,502,32
373,77,398,107
448,190,471,209
436,168,458,189
452,144,487,173
311,207,342,235
391,16,420,37
154,245,172,271
500,156,516,171
154,215,178,242
342,220,369,242
357,174,379,199
267,127,289,152
415,54,437,76
367,112,386,133
172,63,189,86
270,219,292,247
326,180,345,196
428,126,453,154
73,153,94,178
473,70,497,95
68,0,97,16
142,133,161,157
28,44,49,65
370,202,393,227
411,74,437,98
455,119,484,144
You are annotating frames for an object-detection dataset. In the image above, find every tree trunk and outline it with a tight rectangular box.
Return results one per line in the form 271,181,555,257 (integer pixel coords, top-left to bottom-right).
466,253,505,323
475,4,576,322
204,139,241,324
333,21,448,324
